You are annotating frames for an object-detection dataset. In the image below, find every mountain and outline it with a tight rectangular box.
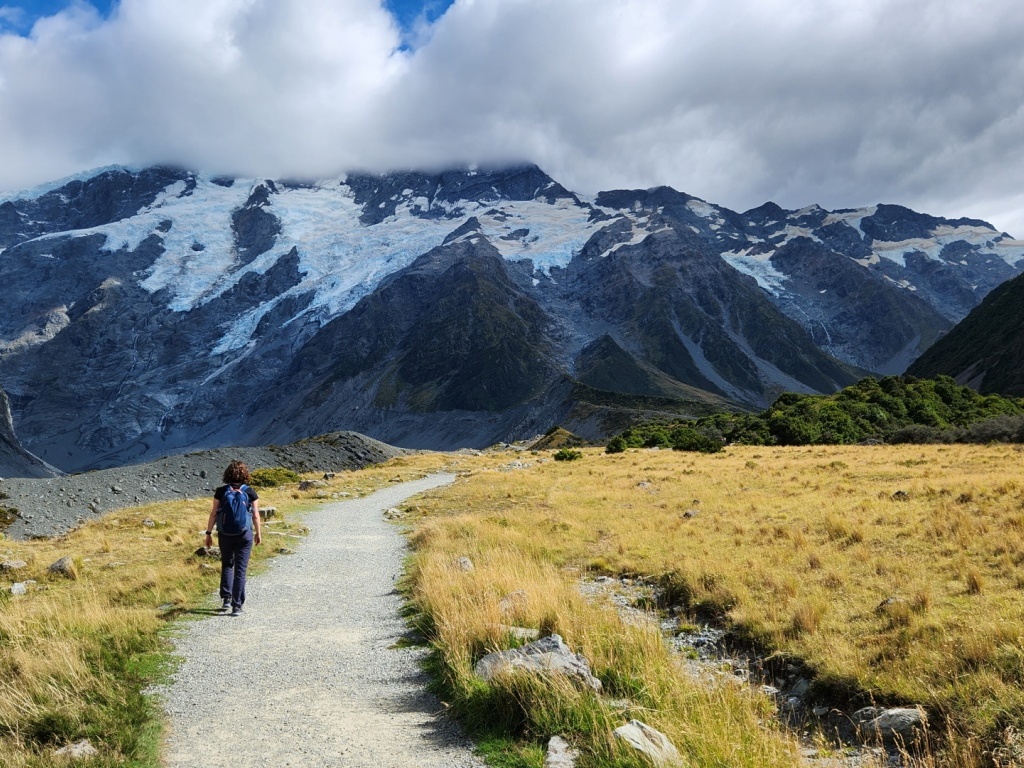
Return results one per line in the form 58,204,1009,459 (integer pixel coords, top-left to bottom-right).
0,164,1020,472
0,388,60,478
907,271,1024,396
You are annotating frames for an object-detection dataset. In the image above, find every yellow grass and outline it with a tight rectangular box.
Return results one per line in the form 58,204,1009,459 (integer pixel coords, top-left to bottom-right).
400,444,1024,766
0,473,365,767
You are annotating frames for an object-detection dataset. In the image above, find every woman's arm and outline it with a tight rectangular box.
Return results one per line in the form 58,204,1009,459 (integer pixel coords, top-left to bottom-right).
251,498,262,546
204,498,218,547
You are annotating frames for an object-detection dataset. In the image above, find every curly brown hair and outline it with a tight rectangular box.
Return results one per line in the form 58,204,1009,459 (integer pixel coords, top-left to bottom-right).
222,460,251,485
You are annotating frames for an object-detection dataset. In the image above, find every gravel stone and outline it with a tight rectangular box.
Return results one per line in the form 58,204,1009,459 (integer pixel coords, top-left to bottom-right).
157,474,483,768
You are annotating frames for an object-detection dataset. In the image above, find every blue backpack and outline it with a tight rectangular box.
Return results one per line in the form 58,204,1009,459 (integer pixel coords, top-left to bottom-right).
218,484,252,535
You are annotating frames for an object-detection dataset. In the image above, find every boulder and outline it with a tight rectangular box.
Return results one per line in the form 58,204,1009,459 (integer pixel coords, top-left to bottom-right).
11,580,33,595
854,706,928,744
383,507,404,520
0,559,27,571
457,556,474,572
260,506,278,520
499,589,528,614
54,739,99,759
474,634,602,692
194,546,221,559
47,556,77,579
544,735,579,768
613,720,683,765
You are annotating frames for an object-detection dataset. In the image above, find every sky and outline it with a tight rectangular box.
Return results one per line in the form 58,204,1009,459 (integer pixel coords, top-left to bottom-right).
1,0,1023,235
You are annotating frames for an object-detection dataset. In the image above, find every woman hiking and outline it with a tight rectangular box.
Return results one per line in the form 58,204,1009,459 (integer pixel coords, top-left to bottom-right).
204,460,261,616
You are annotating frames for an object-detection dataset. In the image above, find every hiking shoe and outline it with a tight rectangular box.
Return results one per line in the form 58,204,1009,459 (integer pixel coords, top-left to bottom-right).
230,606,243,617
221,599,231,611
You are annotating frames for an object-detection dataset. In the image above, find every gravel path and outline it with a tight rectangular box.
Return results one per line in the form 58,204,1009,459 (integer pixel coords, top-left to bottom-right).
158,474,484,768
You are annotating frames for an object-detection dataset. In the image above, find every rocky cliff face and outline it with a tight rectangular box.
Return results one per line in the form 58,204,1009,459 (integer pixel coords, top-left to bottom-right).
908,271,1024,397
0,164,1020,471
0,388,60,478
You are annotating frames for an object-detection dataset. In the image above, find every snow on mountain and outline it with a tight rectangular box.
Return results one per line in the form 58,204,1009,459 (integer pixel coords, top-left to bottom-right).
0,163,1022,472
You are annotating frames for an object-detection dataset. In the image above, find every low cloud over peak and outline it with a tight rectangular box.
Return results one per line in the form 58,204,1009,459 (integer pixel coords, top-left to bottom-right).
2,0,1024,234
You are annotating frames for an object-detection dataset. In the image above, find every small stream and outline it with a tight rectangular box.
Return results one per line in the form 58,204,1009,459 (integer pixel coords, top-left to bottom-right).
579,575,905,767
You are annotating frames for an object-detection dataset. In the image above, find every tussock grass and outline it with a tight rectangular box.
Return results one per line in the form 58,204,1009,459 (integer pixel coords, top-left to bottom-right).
399,445,1024,767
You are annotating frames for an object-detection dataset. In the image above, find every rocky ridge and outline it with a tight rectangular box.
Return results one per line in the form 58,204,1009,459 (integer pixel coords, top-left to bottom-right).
1,164,1021,471
0,431,406,539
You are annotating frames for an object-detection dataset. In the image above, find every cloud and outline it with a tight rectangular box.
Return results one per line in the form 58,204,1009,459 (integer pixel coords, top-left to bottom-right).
2,0,1024,235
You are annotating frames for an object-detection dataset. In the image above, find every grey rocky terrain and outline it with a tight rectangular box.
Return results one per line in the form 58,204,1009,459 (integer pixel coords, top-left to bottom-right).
2,165,1021,471
0,431,406,539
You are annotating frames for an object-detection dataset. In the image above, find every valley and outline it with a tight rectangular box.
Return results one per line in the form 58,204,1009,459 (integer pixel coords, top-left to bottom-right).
1,443,1021,767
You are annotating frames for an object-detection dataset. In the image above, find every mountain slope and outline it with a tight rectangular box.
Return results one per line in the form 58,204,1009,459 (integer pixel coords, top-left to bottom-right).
0,388,60,478
907,272,1024,396
0,164,1020,470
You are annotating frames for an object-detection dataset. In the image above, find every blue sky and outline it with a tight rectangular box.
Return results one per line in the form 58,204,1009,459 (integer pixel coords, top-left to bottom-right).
0,0,452,35
1,0,1023,237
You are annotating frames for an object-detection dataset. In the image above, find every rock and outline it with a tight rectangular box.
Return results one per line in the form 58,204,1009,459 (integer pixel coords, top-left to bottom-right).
499,625,541,641
875,596,909,614
103,562,126,569
457,556,474,572
199,470,207,479
853,706,928,744
199,563,217,572
383,507,404,520
260,506,278,519
194,546,221,558
142,518,155,527
474,633,602,692
790,677,810,697
0,559,27,570
298,480,324,491
682,509,699,519
322,472,336,480
110,485,123,494
499,589,528,614
47,555,76,579
544,735,579,768
612,720,682,765
54,738,99,759
891,490,910,502
11,581,28,595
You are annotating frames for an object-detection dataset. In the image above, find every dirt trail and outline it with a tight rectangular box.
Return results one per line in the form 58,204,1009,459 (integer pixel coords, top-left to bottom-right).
158,474,483,768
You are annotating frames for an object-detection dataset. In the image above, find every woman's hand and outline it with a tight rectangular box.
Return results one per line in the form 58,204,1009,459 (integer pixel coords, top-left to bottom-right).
204,532,213,547
254,531,262,546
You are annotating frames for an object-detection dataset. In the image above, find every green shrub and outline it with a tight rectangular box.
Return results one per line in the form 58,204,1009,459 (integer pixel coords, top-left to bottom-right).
605,436,627,454
553,448,583,462
605,376,1024,449
249,467,301,488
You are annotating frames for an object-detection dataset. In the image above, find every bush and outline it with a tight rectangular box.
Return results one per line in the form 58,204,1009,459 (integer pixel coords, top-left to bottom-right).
553,448,583,462
669,426,723,454
249,467,301,488
605,436,627,454
606,376,1024,449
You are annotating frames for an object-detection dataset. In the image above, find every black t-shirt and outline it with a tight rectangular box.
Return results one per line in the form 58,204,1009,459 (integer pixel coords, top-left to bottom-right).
213,484,259,505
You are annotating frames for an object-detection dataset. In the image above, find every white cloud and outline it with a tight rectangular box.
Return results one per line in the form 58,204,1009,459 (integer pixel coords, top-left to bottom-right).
2,0,1024,235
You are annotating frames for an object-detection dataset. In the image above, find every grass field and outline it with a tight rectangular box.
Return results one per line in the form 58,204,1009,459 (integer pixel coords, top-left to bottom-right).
1,446,1021,766
396,444,1024,767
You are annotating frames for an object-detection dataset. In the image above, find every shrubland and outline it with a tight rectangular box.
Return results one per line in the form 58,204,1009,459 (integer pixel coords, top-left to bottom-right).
609,376,1024,450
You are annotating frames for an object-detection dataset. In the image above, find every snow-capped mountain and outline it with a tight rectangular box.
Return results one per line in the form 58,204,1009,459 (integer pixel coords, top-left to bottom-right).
0,164,1020,471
